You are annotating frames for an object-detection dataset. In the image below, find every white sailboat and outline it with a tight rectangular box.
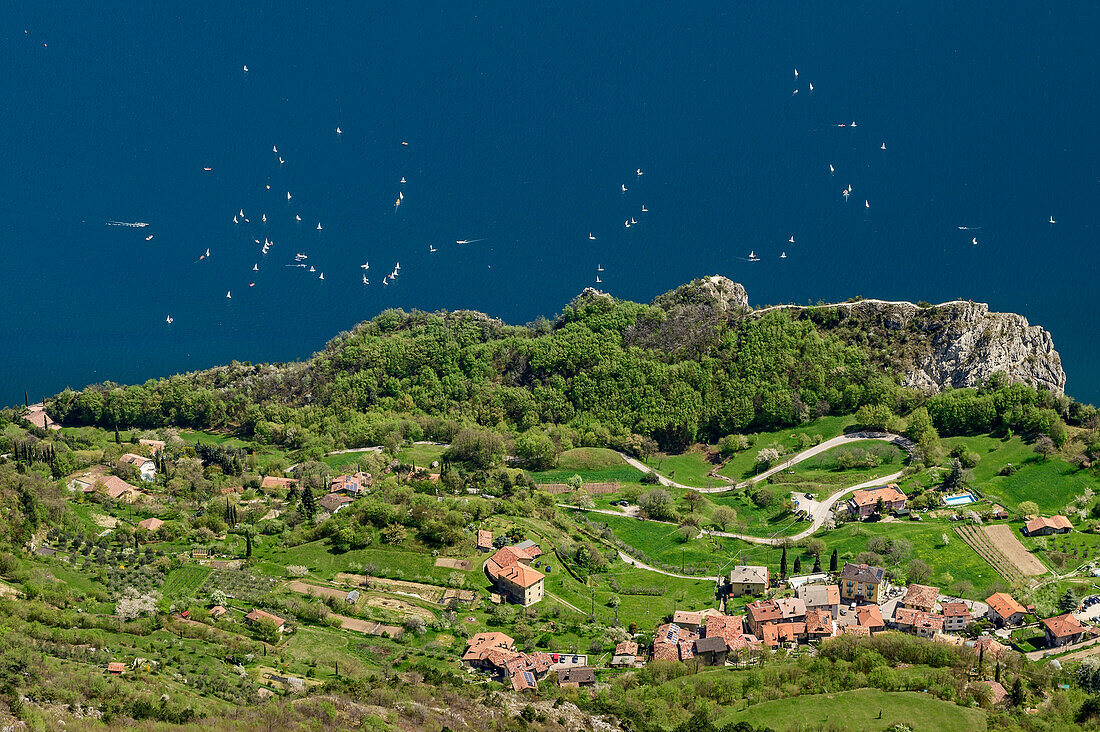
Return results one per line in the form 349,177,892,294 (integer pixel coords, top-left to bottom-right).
145,235,153,241
788,236,795,243
597,265,604,271
319,272,324,280
226,291,231,299
595,276,601,283
309,266,316,272
621,184,628,192
588,233,596,240
166,315,173,324
295,214,302,221
362,275,369,284
641,205,648,212
287,192,292,201
400,177,406,184
865,200,870,209
316,222,322,230
1049,216,1056,224
780,252,787,259
273,145,278,153
252,264,259,271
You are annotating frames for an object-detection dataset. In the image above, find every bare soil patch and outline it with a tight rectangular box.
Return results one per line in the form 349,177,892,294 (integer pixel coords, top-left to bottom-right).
331,613,403,638
435,557,472,571
982,524,1048,576
366,595,435,621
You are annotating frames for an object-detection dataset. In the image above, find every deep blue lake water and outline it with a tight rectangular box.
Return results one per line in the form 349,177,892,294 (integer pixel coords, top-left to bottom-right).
1,3,1097,405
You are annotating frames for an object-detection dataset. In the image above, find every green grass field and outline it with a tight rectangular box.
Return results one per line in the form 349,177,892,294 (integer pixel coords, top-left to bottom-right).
396,443,446,467
529,448,647,486
162,565,212,599
717,688,986,732
792,440,906,473
704,490,806,538
717,415,858,482
648,450,730,489
941,435,1096,512
319,451,378,470
256,538,465,584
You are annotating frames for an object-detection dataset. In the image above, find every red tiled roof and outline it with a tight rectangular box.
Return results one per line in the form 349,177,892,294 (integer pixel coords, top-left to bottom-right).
614,640,639,656
1042,613,1087,639
856,604,884,629
673,610,704,626
102,475,138,499
986,593,1026,619
1025,515,1073,533
260,476,298,490
652,641,681,661
245,609,285,628
805,609,833,636
850,484,906,508
703,614,745,644
477,530,493,548
511,670,538,691
902,584,941,611
746,600,782,625
942,602,971,618
498,564,544,589
137,517,163,531
462,632,515,662
107,662,125,673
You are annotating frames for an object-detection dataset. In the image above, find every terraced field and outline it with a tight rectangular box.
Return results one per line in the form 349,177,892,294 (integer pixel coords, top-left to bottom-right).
955,525,1031,584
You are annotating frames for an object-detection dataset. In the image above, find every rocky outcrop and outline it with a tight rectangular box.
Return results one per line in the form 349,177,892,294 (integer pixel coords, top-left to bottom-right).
651,275,750,315
761,297,1066,395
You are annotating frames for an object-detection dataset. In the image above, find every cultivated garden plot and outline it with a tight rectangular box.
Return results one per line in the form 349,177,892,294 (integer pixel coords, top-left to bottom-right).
982,524,1049,576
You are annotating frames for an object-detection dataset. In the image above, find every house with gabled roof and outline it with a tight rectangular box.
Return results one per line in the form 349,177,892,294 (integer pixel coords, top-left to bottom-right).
900,583,940,613
856,604,885,634
318,492,354,516
137,517,164,532
1042,613,1089,648
985,593,1027,627
728,565,769,596
557,666,596,687
839,562,886,604
941,602,972,633
102,475,141,503
511,670,538,691
797,583,840,619
848,484,906,519
477,529,493,552
120,453,156,481
1024,515,1073,536
245,609,286,630
486,543,545,606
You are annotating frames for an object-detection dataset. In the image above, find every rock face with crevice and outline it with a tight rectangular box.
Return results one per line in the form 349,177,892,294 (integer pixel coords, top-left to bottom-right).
756,296,1066,395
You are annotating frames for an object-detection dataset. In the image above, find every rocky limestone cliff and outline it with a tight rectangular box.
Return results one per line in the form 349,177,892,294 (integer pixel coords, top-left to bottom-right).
757,296,1066,395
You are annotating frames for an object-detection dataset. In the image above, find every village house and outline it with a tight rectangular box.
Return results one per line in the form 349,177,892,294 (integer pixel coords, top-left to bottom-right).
557,666,596,687
1023,515,1073,536
855,604,885,634
209,605,228,619
693,635,728,666
512,670,538,692
804,609,835,641
701,614,762,654
988,504,1009,520
839,562,886,604
260,476,299,492
318,492,354,516
653,622,699,662
477,529,493,552
978,680,1009,706
728,565,769,596
138,438,165,453
462,632,516,669
245,609,286,631
848,484,907,519
1042,613,1089,648
107,662,125,675
137,517,164,532
745,597,806,637
102,475,141,503
941,602,972,633
972,635,1009,660
985,593,1028,627
611,640,643,668
893,607,945,639
796,583,841,619
900,584,941,613
759,622,807,648
120,453,157,481
330,472,372,496
486,544,545,606
24,404,59,430
672,610,704,634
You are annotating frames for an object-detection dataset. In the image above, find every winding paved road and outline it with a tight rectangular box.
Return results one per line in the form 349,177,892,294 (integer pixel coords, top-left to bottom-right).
607,432,915,546
617,431,913,494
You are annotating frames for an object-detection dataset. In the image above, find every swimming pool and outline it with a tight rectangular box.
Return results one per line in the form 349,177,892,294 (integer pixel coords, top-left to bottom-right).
943,493,977,506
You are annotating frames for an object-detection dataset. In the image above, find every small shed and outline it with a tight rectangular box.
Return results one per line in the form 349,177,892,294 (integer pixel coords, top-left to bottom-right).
345,590,360,604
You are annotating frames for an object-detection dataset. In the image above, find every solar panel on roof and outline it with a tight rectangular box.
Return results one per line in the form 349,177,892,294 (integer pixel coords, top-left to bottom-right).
523,672,534,685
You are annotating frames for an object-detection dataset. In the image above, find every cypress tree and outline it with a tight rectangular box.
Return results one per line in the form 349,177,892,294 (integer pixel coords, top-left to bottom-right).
813,556,822,573
793,556,802,574
830,549,838,573
301,486,316,520
780,546,788,580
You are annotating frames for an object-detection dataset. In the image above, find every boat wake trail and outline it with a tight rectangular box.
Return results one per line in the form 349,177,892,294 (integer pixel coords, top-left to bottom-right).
106,221,150,228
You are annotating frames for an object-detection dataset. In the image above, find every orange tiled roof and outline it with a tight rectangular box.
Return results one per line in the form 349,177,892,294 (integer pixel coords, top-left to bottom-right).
850,484,906,508
902,584,940,611
1042,613,1087,639
986,593,1026,619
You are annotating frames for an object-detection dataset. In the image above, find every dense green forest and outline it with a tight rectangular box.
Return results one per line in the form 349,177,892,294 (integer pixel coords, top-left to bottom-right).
42,287,1096,463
